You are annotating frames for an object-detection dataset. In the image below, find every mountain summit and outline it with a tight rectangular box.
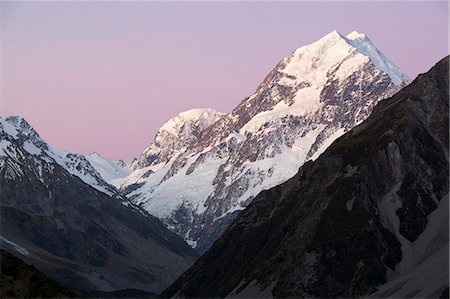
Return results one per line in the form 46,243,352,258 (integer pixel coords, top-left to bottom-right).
101,31,410,253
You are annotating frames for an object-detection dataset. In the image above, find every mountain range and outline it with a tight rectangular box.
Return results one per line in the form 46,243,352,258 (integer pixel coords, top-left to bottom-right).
100,30,410,253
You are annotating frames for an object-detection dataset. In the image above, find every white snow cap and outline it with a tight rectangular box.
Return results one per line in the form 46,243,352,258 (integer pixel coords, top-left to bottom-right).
346,31,367,40
283,30,409,86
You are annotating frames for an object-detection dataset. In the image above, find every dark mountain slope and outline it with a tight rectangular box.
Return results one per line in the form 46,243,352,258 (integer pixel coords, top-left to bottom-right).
0,249,82,298
0,118,198,294
162,57,449,298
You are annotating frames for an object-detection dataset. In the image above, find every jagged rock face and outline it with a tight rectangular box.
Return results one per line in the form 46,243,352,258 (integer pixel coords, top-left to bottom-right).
0,118,198,294
161,56,449,298
121,31,410,253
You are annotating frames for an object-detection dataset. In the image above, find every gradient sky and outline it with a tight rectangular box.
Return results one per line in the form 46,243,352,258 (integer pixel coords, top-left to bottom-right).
1,1,448,161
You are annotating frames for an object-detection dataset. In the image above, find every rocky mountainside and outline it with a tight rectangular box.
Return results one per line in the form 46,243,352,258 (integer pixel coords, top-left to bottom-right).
117,31,410,253
162,56,449,298
0,117,197,294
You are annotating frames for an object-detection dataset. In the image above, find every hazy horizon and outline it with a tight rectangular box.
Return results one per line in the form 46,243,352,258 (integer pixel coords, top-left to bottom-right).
1,1,448,161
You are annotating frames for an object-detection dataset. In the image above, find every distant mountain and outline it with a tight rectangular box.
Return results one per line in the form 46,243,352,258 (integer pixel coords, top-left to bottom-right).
115,30,410,253
162,56,449,298
0,117,197,294
85,152,131,188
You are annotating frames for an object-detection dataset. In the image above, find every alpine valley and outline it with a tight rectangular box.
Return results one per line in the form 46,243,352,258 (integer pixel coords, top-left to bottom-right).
1,30,448,298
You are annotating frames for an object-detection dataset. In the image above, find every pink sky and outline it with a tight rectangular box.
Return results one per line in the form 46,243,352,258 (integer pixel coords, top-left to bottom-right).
1,1,448,161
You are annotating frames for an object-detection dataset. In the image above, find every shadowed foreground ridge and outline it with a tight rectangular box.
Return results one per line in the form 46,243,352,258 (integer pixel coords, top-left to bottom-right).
0,249,82,298
162,56,449,298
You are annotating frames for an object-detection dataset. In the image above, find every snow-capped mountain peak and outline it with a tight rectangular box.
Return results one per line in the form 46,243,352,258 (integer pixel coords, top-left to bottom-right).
1,116,120,196
234,30,409,134
281,30,358,87
282,30,408,87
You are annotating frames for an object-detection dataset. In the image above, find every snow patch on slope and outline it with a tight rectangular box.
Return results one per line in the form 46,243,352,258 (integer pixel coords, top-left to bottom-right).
310,128,346,161
0,140,11,156
22,141,42,156
0,236,29,256
130,154,224,219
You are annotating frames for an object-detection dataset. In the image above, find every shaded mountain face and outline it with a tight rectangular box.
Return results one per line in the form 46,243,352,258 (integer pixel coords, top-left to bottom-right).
117,31,409,253
0,118,197,294
162,57,449,298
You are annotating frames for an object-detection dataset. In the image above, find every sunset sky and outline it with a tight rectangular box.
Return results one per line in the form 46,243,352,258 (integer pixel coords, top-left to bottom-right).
1,1,448,161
